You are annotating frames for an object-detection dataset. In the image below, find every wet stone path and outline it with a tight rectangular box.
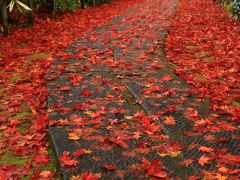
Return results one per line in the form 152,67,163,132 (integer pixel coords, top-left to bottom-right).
46,0,240,179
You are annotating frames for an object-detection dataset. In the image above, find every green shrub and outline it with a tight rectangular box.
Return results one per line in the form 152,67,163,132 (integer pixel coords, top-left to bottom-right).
218,0,240,18
233,0,240,18
56,0,79,11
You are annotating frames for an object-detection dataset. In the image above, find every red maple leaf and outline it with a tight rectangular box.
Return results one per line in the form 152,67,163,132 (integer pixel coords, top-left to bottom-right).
33,115,49,131
198,155,211,166
82,90,92,96
102,163,117,170
34,154,50,165
60,151,78,167
142,158,166,178
73,149,85,157
71,75,83,86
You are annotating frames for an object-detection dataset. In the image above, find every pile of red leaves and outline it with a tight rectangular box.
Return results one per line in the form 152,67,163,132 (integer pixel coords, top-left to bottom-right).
165,0,240,122
0,0,142,178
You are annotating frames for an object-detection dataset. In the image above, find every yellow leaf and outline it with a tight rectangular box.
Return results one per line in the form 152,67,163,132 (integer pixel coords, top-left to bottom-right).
40,170,51,178
68,129,82,141
124,115,133,120
215,174,227,180
47,109,54,112
68,132,81,140
83,149,92,154
158,150,181,157
163,116,176,125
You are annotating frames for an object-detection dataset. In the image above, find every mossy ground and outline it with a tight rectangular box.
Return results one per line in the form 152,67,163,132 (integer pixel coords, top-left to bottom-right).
0,50,58,179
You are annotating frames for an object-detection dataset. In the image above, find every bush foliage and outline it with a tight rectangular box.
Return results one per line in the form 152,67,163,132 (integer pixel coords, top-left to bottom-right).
218,0,240,18
0,0,112,35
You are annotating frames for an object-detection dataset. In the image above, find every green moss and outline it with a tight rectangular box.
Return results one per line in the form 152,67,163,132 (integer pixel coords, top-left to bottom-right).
186,45,196,49
14,111,30,119
122,90,143,113
0,71,4,93
9,72,21,84
195,73,207,81
16,43,27,49
10,103,30,120
0,149,30,166
202,57,214,62
166,62,178,70
0,84,3,93
26,52,52,61
169,131,182,140
17,122,30,133
0,131,3,139
231,100,240,106
46,148,56,171
197,51,212,57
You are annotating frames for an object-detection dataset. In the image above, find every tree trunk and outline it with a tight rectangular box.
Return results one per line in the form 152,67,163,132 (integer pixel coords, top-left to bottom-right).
27,0,34,25
52,0,56,17
80,0,85,9
1,0,8,35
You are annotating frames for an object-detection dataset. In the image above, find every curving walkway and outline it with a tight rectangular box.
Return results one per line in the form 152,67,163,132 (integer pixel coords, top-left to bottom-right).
46,0,240,179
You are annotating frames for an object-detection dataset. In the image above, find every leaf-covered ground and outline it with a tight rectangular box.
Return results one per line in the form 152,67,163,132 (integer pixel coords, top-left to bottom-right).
47,0,240,179
0,0,240,179
0,0,142,179
165,0,240,122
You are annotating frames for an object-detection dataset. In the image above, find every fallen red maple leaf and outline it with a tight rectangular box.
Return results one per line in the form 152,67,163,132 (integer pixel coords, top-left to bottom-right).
198,155,211,166
81,90,92,96
73,149,85,157
33,115,49,131
57,65,66,70
199,146,214,153
142,158,166,178
60,151,78,167
34,154,50,165
102,163,118,171
70,172,101,180
71,75,84,86
108,138,129,149
180,159,194,167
